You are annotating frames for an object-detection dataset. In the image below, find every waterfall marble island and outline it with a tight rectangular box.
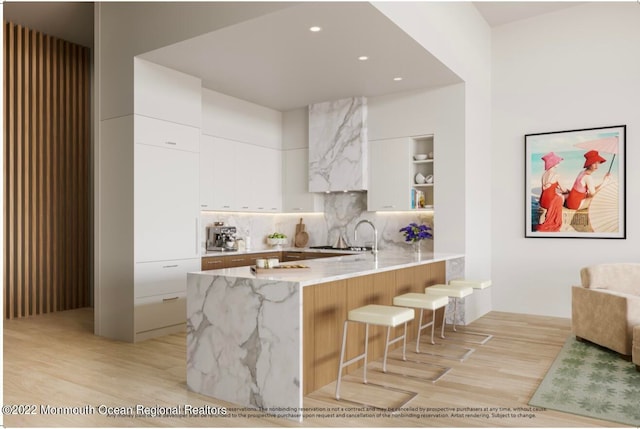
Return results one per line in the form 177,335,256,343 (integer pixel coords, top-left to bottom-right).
186,250,464,420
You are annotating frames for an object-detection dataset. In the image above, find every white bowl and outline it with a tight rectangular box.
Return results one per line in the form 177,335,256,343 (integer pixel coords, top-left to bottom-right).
413,154,428,161
267,237,287,246
415,173,426,184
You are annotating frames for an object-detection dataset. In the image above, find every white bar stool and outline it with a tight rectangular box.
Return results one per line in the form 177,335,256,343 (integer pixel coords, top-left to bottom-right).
425,284,473,332
335,304,417,408
391,293,454,381
393,293,449,351
448,279,493,344
425,280,493,345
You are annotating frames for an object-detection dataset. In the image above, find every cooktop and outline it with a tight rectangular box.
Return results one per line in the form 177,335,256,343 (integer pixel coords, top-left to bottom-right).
309,245,373,252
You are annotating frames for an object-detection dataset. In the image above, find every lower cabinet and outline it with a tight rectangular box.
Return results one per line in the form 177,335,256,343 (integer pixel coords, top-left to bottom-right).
281,251,304,262
201,252,277,270
134,292,186,341
133,258,199,341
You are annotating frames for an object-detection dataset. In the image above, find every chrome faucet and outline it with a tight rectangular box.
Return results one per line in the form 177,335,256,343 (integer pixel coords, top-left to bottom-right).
354,219,378,261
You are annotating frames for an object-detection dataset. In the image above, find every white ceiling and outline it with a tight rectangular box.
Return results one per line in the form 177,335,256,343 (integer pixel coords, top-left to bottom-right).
2,1,583,111
139,2,462,112
474,1,583,27
3,1,94,48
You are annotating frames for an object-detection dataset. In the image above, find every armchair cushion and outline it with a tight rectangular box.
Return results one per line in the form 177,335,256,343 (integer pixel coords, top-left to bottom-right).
580,263,640,295
573,263,640,357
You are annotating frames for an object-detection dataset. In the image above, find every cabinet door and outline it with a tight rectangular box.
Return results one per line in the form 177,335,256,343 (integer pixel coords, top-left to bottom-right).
134,58,201,128
245,252,279,266
259,146,282,212
135,258,200,298
135,143,199,262
134,292,186,335
367,138,411,211
135,115,199,152
209,136,238,211
226,255,249,268
282,149,323,213
199,135,216,210
235,142,255,211
201,256,227,270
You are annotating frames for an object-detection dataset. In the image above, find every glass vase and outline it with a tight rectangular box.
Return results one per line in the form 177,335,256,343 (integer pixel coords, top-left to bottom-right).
413,240,422,257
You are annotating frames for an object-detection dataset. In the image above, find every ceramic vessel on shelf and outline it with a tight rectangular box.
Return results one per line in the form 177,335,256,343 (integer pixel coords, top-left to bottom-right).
413,154,428,161
425,174,434,184
415,173,426,184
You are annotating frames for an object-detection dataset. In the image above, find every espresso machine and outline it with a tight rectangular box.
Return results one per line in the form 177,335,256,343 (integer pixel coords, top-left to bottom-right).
206,225,238,251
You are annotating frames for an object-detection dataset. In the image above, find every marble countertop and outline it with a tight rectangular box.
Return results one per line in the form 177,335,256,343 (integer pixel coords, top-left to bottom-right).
200,247,358,257
192,250,464,287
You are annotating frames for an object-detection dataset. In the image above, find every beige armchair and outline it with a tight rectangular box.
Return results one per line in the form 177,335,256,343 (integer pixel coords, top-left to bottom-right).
572,263,640,357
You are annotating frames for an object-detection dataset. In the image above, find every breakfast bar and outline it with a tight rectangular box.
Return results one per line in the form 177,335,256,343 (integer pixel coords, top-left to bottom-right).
186,251,464,419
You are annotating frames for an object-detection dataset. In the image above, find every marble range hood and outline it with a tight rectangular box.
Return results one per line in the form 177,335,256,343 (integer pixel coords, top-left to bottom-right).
308,97,368,193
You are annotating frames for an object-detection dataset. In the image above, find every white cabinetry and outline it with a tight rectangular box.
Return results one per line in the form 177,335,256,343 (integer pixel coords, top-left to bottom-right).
412,136,434,209
283,149,324,212
134,58,201,128
200,135,281,212
367,135,434,211
133,258,199,341
97,57,202,343
368,138,412,211
134,139,199,262
200,135,237,210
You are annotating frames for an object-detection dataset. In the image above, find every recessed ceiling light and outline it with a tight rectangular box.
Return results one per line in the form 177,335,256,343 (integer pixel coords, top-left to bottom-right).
393,77,403,81
358,56,369,61
309,26,322,32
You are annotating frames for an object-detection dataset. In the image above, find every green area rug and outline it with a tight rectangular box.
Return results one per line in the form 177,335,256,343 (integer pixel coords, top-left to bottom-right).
529,336,640,426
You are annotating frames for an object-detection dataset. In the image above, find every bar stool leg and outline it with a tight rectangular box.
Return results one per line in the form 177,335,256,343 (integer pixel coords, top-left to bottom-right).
336,320,349,400
452,298,458,331
402,322,408,360
334,304,419,408
363,323,369,383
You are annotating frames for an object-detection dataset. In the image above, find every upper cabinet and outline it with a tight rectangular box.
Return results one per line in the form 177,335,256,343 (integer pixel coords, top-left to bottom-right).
134,58,201,128
134,140,199,262
308,97,368,192
200,89,283,213
282,149,324,213
367,137,412,211
202,89,282,149
368,135,434,211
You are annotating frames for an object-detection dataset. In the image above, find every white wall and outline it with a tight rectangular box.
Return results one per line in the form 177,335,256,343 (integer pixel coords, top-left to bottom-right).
492,3,640,318
367,84,466,255
373,2,492,322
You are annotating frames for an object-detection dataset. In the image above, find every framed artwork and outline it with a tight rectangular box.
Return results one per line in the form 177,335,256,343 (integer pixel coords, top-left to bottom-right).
525,125,626,239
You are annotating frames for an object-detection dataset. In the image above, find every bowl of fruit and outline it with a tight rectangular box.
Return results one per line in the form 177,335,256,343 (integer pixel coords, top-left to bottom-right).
267,232,288,247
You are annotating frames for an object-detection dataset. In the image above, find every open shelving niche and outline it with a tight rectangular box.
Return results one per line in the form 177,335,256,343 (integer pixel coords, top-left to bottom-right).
411,135,434,210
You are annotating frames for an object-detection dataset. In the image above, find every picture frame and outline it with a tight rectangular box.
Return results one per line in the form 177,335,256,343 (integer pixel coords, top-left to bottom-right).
525,125,626,239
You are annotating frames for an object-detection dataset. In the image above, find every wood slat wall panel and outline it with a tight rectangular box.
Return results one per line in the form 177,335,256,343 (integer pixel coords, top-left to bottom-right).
3,22,91,319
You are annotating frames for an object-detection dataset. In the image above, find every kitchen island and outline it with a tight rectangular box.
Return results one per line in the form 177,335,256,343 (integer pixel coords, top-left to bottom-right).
186,250,464,419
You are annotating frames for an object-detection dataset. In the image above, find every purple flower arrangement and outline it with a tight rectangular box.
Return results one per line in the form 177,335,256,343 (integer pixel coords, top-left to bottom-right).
399,222,433,243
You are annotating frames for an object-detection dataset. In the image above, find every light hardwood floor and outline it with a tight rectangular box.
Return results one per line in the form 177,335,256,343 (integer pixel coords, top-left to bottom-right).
2,308,628,427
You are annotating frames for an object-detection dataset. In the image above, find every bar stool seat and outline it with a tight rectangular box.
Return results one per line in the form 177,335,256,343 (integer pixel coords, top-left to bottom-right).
425,280,493,345
348,304,414,326
427,283,474,298
425,284,472,334
393,293,449,350
336,304,417,408
449,279,492,290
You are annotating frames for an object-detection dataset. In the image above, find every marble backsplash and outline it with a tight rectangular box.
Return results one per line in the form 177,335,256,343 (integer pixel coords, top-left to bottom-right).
200,192,434,253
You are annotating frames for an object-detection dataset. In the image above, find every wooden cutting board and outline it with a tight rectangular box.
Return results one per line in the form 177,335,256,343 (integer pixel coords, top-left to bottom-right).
294,218,309,247
251,264,310,274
